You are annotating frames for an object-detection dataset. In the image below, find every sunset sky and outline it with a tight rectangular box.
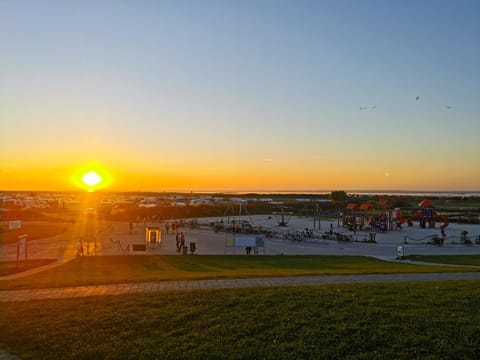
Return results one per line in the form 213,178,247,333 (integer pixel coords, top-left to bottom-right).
1,0,479,192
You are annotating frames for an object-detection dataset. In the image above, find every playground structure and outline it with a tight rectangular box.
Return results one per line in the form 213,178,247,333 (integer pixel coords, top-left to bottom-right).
222,203,254,225
406,199,449,231
211,204,278,238
272,207,293,226
342,199,405,232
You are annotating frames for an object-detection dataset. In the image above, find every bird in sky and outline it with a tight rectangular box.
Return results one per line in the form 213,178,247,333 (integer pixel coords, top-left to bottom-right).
371,106,377,109
446,105,453,109
416,96,420,101
360,106,367,110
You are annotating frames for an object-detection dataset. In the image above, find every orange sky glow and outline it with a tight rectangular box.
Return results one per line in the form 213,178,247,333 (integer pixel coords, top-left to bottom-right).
1,157,478,192
1,2,479,192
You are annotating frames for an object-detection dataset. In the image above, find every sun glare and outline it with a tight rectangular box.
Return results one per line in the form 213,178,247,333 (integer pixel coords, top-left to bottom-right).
82,171,102,187
72,163,112,191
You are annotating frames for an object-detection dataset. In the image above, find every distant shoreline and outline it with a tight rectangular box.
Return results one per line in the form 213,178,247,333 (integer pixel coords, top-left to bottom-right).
207,190,480,197
1,189,480,198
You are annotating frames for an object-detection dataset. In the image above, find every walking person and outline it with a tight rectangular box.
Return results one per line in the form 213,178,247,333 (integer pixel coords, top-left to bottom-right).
76,239,84,257
180,232,185,250
176,232,181,252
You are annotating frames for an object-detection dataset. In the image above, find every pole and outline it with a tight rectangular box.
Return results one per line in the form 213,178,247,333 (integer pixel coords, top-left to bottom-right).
317,204,321,231
17,234,28,267
16,239,19,268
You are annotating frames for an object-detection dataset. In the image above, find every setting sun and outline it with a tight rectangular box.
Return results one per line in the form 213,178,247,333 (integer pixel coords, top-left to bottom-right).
82,171,102,187
71,163,113,191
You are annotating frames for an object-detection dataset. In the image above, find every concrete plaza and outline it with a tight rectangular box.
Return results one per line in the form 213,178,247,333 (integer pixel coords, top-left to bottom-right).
2,215,480,264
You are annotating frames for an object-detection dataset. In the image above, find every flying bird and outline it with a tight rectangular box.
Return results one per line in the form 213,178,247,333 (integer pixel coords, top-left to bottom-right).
446,105,453,109
416,96,420,101
371,106,377,109
360,106,367,110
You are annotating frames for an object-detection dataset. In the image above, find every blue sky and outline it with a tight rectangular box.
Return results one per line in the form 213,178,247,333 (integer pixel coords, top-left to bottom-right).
1,0,479,191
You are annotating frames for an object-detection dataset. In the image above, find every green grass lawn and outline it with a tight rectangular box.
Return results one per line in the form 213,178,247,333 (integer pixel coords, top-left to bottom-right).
406,255,480,266
0,259,56,276
0,224,68,244
2,255,478,290
1,280,480,359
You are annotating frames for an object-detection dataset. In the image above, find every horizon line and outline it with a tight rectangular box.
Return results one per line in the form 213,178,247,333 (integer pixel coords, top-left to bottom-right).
1,189,480,194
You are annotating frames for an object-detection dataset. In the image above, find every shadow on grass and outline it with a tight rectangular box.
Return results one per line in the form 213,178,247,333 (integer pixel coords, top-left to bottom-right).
0,259,57,276
2,280,480,359
2,255,480,290
406,255,480,266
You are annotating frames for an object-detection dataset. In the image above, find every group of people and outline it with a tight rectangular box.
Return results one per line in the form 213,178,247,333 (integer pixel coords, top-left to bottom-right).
76,239,96,256
164,221,186,234
175,231,186,252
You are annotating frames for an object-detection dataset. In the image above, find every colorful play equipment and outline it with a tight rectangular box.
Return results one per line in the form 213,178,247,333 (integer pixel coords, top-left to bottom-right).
343,199,405,232
343,203,359,230
406,199,449,230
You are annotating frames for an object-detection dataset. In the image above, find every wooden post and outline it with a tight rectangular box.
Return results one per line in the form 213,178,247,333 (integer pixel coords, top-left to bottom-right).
17,234,28,267
16,239,19,268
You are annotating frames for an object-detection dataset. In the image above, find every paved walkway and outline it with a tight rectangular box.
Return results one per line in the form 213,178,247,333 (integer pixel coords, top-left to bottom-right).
0,348,19,360
2,272,480,302
0,351,19,360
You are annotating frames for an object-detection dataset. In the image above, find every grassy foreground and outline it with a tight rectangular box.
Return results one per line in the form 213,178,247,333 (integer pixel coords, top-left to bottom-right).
0,224,68,244
0,259,56,276
2,280,480,359
406,255,480,266
2,255,478,290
